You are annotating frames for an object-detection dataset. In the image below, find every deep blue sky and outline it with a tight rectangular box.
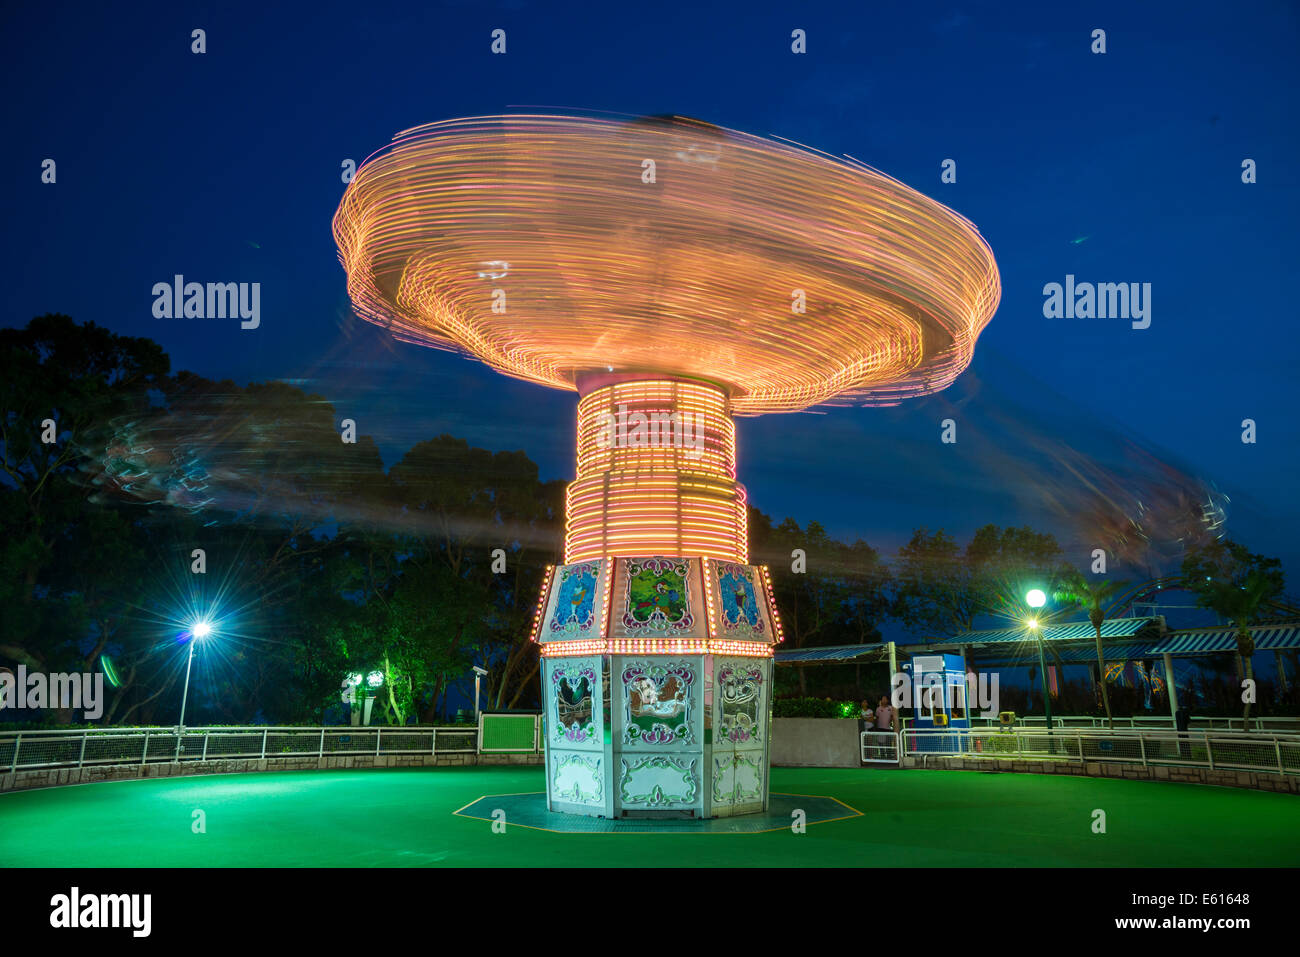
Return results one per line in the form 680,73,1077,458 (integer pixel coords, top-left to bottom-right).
4,0,1298,590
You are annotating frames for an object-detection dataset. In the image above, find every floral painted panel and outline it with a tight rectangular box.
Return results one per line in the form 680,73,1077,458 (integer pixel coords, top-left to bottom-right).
716,661,764,746
549,657,601,747
618,755,699,809
610,557,706,639
542,561,604,642
710,562,771,642
620,659,696,746
551,752,604,806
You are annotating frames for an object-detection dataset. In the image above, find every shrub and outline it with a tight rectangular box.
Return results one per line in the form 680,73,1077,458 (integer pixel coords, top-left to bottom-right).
772,697,857,719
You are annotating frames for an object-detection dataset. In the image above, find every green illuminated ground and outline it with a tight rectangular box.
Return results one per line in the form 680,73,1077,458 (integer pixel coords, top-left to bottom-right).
1,767,1295,867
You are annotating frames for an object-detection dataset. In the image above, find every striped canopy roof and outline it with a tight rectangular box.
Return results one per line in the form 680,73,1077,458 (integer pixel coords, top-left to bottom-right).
946,617,1157,645
772,621,1300,666
775,643,889,663
1149,625,1300,655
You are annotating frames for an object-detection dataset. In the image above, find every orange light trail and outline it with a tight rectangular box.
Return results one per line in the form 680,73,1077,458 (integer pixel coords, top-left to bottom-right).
333,113,1000,415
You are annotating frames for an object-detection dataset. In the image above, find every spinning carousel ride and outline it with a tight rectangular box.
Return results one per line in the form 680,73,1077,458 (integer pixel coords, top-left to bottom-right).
334,113,1000,817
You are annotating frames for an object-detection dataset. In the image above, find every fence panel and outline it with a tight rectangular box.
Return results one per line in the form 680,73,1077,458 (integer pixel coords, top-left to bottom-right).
433,729,478,753
264,730,326,757
378,731,433,754
322,730,379,754
860,731,901,764
1206,736,1285,773
10,734,83,769
905,728,1300,777
202,731,267,760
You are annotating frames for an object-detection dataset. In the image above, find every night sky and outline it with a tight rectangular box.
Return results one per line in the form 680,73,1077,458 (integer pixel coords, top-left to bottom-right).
4,1,1298,586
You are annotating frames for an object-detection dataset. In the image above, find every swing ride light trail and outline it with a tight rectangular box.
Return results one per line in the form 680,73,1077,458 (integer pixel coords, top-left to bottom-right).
333,113,1000,416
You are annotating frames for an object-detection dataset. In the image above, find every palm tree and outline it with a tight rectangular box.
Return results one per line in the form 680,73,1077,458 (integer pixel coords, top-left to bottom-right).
1055,571,1130,730
1183,542,1285,726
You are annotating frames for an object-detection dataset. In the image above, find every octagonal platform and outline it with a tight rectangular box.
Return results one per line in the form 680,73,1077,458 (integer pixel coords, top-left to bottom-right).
453,791,861,833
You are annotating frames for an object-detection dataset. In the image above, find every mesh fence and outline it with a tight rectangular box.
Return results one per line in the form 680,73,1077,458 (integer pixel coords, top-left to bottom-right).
379,731,433,753
860,732,899,763
1075,734,1141,762
0,725,508,770
1136,732,1205,765
1206,736,1286,772
202,732,267,759
322,731,379,754
265,731,327,756
1280,740,1300,773
10,734,86,768
908,729,1297,775
434,730,478,753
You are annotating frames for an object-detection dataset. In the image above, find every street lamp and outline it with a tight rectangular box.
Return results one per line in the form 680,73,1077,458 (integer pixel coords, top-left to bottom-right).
176,619,215,760
472,666,489,722
1025,589,1054,741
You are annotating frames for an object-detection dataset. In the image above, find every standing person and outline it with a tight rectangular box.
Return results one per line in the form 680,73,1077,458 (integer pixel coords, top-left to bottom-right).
858,699,876,762
875,694,897,733
872,694,897,760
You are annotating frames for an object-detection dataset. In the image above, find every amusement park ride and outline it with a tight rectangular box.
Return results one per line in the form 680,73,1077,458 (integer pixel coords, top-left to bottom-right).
334,114,1000,818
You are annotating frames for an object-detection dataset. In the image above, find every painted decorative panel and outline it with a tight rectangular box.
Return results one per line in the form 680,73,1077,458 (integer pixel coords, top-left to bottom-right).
716,660,764,747
619,659,697,747
540,560,606,643
548,657,601,748
609,557,707,640
711,754,736,805
708,562,773,643
712,752,764,807
550,752,605,806
732,751,764,805
618,755,699,808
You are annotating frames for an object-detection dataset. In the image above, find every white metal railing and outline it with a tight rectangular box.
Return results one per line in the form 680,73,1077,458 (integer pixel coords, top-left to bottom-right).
0,725,493,773
860,731,901,765
900,714,1300,732
903,727,1300,776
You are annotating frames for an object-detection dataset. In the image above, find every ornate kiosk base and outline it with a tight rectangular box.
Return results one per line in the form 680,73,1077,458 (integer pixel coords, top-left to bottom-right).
532,557,782,820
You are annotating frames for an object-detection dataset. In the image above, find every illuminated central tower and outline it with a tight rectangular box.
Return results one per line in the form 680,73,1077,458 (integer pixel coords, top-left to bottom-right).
567,377,746,564
529,375,780,817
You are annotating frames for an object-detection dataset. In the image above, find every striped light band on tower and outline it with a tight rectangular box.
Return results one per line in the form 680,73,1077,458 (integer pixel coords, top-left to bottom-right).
528,565,555,643
597,559,614,640
540,639,772,658
759,565,785,643
702,557,718,639
566,378,747,563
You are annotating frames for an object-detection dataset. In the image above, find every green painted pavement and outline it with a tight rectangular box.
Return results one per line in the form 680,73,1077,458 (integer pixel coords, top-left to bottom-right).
1,767,1296,867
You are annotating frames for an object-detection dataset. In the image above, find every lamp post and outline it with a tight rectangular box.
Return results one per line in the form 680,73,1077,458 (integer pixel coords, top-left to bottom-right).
176,620,213,762
178,620,213,730
1025,589,1054,749
472,666,489,722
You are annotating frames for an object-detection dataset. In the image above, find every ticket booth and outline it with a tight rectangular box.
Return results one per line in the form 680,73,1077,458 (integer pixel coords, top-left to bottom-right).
906,654,970,752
